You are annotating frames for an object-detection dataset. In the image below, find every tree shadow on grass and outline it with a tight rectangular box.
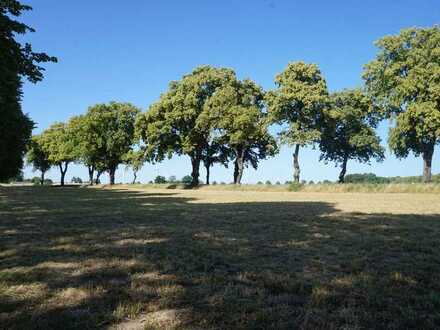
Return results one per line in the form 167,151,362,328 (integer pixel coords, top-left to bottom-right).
0,186,440,329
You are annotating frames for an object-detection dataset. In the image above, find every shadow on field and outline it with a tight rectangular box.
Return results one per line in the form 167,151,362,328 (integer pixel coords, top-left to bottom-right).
0,186,440,329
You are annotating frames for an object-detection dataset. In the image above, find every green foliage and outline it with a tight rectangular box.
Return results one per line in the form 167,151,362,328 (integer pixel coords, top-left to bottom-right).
181,175,193,185
154,175,167,184
38,122,76,185
344,173,391,184
31,176,52,185
0,1,56,181
83,102,140,184
266,61,328,146
71,177,83,184
363,26,440,182
26,135,51,184
265,180,272,185
319,89,385,182
266,61,329,182
136,66,236,186
205,78,278,183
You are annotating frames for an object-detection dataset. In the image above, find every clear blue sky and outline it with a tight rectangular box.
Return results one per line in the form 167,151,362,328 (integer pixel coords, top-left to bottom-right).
20,0,440,184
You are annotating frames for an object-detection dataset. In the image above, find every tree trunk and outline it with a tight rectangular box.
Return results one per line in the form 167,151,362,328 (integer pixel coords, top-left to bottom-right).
339,155,348,183
132,171,137,184
88,165,94,185
40,171,45,185
293,144,300,183
422,146,434,183
59,162,68,186
190,155,201,186
95,170,103,185
234,147,245,184
108,165,116,185
205,162,210,185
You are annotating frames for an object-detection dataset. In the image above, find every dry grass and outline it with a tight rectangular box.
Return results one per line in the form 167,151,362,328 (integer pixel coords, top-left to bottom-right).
1,185,440,329
128,182,440,194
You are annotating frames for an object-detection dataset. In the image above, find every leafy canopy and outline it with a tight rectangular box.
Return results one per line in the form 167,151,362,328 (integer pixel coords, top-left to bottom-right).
85,102,140,171
39,122,76,166
266,61,329,146
136,66,236,162
0,1,56,181
319,89,385,166
363,26,440,158
205,78,278,168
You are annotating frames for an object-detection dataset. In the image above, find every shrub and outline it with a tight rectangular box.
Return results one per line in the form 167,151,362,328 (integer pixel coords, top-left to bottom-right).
168,175,177,183
265,180,272,185
288,182,304,192
220,182,226,185
308,180,315,185
257,181,263,185
284,180,292,185
71,177,83,184
212,181,217,185
181,175,193,185
275,181,281,185
154,175,167,184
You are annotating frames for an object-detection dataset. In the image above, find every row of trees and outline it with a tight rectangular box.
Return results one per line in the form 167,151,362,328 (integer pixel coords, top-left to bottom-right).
26,26,440,185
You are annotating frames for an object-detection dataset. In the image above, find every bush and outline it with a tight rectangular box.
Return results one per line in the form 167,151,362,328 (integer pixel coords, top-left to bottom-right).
168,175,177,183
308,180,315,185
220,182,226,185
212,181,217,185
71,177,83,184
275,181,281,185
181,175,193,185
31,177,52,185
265,180,272,185
288,182,304,192
257,181,263,185
154,175,167,184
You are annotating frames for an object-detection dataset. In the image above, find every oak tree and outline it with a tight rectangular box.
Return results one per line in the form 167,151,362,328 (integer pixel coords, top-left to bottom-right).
363,26,440,182
319,89,385,183
266,62,328,183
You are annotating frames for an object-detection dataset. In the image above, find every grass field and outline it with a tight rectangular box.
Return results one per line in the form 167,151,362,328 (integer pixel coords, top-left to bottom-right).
1,186,440,329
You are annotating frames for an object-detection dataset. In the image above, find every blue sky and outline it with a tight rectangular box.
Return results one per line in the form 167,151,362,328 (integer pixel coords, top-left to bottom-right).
20,0,440,184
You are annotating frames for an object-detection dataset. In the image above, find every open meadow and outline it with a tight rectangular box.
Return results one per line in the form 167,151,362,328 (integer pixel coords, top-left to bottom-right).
1,185,440,329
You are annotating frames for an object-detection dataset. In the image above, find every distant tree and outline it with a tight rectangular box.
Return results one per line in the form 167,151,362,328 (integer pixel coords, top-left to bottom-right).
0,1,56,181
257,181,263,185
123,149,146,184
345,173,391,184
68,115,104,185
319,89,385,183
168,175,177,183
206,78,278,184
39,122,76,186
363,26,440,183
26,135,51,185
181,175,193,185
265,180,272,185
71,177,83,184
154,175,167,184
85,102,140,185
136,66,236,186
266,62,329,183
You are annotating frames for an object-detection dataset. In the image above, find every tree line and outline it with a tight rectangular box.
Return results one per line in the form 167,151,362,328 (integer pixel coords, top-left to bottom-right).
1,2,439,185
27,25,440,186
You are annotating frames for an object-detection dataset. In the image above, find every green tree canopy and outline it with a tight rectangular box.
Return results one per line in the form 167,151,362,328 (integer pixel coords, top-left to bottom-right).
136,65,236,186
84,102,140,185
26,135,51,185
39,122,76,186
0,1,56,181
363,26,440,182
205,79,277,184
319,89,385,183
266,61,329,183
123,149,146,184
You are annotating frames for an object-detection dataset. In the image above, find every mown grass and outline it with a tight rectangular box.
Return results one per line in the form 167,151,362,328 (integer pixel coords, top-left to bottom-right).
1,186,440,329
